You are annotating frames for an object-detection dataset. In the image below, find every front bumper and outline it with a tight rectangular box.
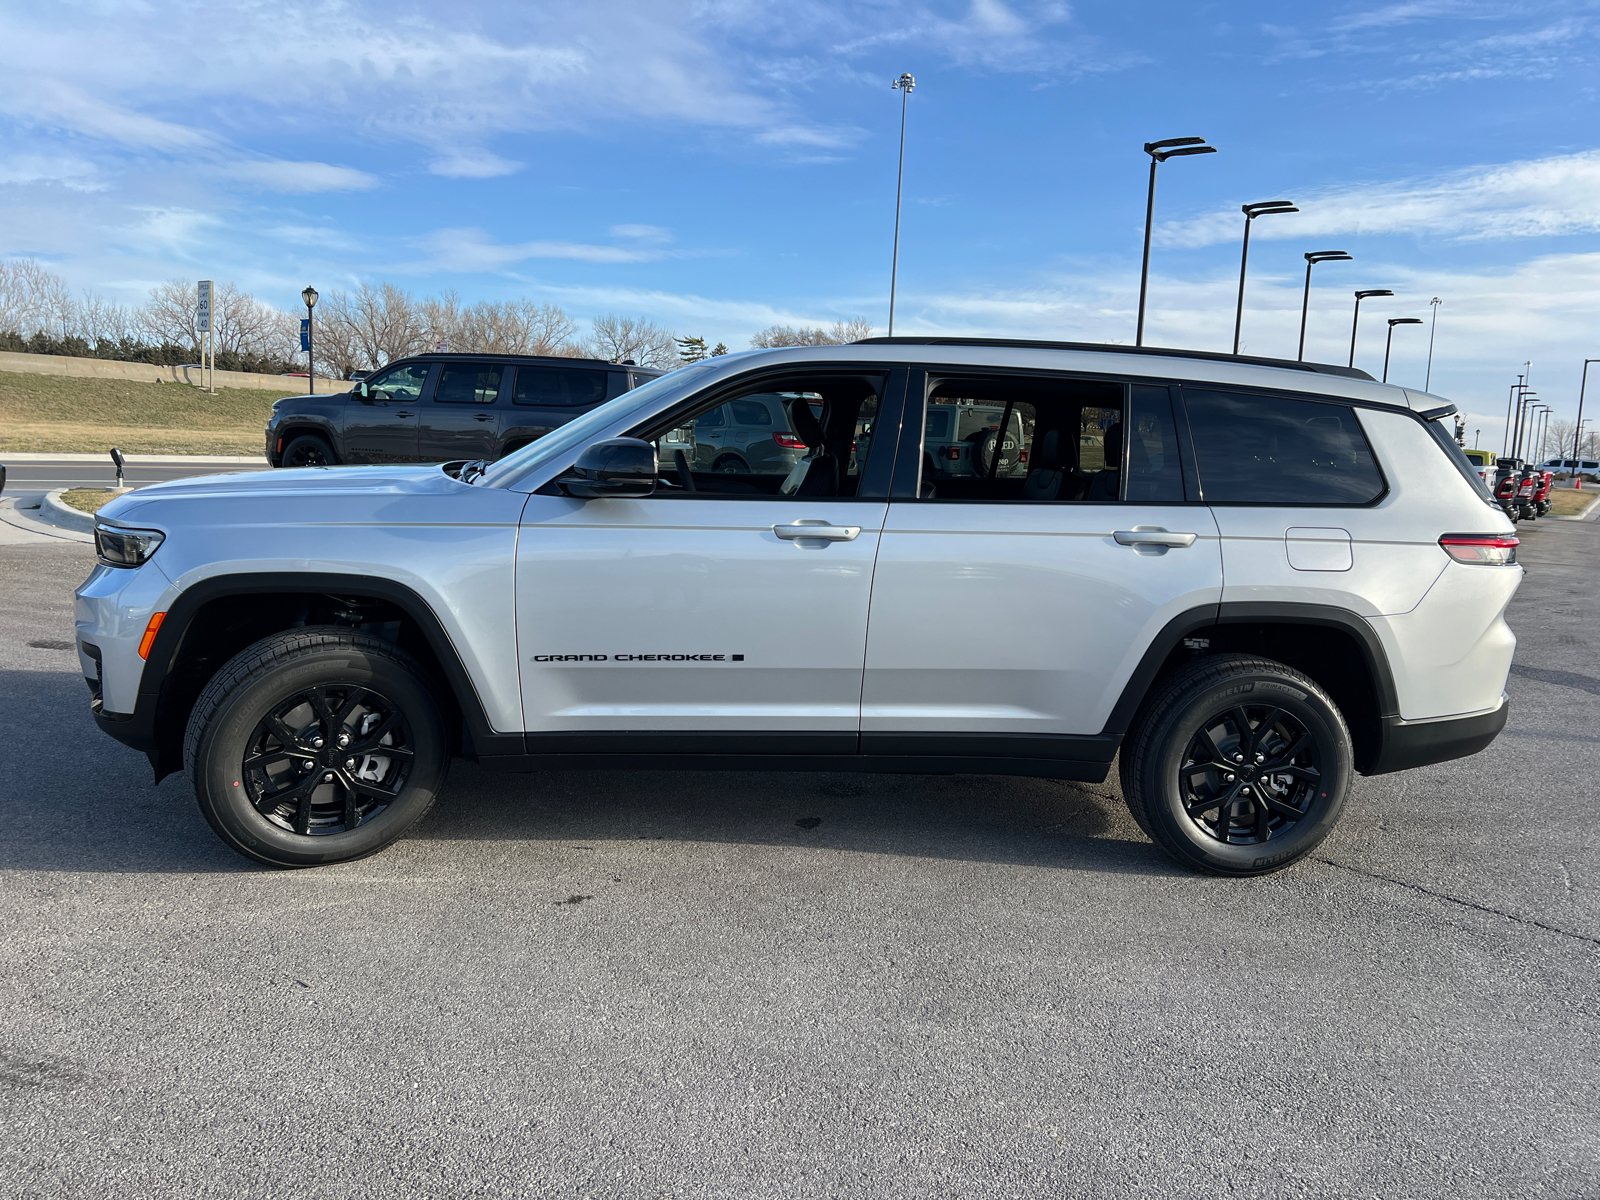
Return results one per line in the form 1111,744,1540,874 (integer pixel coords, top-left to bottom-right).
1364,696,1509,775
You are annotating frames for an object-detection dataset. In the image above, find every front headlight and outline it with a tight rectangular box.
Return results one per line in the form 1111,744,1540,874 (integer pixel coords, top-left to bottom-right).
95,521,165,568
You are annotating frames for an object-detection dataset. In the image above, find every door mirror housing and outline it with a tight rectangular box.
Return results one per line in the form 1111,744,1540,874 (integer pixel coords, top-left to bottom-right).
559,437,658,499
355,382,370,399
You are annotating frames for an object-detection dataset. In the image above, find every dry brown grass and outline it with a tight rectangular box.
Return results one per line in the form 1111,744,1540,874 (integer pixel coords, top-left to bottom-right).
1547,488,1600,517
0,368,309,454
59,488,114,514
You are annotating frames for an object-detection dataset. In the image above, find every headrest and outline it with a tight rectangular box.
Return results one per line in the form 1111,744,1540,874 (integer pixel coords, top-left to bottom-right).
787,397,825,450
1101,423,1122,472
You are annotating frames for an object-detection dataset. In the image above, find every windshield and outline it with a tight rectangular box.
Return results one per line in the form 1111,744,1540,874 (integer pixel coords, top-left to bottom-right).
477,362,719,488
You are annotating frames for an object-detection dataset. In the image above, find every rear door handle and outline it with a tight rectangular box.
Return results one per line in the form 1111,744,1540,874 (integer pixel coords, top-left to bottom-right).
473,414,494,422
394,411,413,419
1114,527,1197,548
773,521,861,542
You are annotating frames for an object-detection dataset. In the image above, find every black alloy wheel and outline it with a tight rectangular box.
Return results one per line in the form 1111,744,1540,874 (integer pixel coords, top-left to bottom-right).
713,455,748,474
185,627,448,867
1120,654,1351,876
282,434,335,468
1177,704,1320,846
243,684,413,836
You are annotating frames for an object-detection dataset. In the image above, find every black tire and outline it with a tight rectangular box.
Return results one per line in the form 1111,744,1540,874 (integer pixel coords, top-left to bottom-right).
1120,654,1351,876
712,454,748,474
281,434,336,468
183,627,449,868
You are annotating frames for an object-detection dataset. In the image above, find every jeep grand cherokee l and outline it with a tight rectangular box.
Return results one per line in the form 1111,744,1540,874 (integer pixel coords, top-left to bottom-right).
81,338,1518,876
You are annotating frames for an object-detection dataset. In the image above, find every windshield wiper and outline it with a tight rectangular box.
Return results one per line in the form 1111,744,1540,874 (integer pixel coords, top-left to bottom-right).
458,459,488,485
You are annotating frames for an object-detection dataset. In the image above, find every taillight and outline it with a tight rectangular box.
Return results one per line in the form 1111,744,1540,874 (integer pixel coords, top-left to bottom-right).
944,447,962,460
1518,478,1535,496
773,432,806,449
1439,534,1518,566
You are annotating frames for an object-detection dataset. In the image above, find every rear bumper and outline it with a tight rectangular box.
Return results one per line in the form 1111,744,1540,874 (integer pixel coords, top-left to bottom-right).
1364,696,1509,776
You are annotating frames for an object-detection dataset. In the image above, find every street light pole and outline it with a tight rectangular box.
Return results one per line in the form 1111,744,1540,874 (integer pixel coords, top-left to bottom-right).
1503,376,1524,456
1136,136,1216,347
887,73,915,338
1424,297,1442,390
1572,359,1600,479
1513,391,1539,461
1298,251,1352,361
1382,317,1423,383
1232,200,1297,355
301,285,319,395
1349,289,1393,369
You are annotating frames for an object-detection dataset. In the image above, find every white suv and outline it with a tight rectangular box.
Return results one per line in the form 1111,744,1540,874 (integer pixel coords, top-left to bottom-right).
77,339,1520,875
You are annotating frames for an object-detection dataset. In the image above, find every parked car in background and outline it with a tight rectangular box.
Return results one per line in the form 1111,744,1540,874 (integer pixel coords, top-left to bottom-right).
1464,448,1496,487
265,353,663,468
1539,456,1600,483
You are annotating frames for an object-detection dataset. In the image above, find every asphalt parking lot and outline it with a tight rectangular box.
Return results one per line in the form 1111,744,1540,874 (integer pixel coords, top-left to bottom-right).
1,516,1596,1198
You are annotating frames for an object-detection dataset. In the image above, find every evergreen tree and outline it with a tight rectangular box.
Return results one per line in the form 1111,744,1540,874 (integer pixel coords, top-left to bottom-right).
676,334,709,363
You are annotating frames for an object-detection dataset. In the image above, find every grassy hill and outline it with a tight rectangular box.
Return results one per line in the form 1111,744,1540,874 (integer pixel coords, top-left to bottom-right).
0,369,319,454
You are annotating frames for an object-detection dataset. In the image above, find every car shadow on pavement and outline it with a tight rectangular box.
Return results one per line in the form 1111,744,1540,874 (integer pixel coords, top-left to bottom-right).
408,760,1188,879
3,665,1181,878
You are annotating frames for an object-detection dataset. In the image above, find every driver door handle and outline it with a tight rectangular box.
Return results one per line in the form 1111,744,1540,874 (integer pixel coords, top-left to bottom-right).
473,414,494,422
773,521,861,542
1113,528,1197,548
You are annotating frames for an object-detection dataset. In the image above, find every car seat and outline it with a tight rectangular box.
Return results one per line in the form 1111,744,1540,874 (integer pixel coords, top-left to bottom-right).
1085,423,1122,501
779,397,839,496
1022,428,1076,501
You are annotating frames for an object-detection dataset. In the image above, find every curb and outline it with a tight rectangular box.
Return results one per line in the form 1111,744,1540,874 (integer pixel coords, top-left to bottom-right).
0,496,95,545
1,453,268,464
42,489,99,533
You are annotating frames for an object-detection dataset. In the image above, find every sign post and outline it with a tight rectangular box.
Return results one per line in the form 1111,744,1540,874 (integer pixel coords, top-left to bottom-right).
196,280,215,393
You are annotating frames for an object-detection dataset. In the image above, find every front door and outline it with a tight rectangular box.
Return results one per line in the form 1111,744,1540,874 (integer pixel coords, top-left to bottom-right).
343,362,432,463
418,361,506,462
862,373,1224,747
514,368,899,748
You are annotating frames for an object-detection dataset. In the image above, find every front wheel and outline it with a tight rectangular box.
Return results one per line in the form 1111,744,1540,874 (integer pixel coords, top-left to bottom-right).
184,628,449,867
1120,655,1351,876
281,434,336,468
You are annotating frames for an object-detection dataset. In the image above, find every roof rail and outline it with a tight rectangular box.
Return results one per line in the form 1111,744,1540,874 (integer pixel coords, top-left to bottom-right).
852,336,1377,382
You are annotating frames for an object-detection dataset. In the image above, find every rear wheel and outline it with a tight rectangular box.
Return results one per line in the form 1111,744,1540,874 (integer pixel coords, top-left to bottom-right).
281,434,336,468
712,454,748,474
1120,655,1351,876
184,628,448,867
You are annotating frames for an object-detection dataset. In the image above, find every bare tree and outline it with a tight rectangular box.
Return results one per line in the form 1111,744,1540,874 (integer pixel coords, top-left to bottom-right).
75,291,136,346
136,280,201,353
416,295,580,357
316,283,427,374
749,316,873,348
587,314,679,369
0,259,77,338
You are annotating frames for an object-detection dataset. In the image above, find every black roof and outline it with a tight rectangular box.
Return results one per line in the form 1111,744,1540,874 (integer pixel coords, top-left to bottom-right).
852,337,1377,382
401,351,662,374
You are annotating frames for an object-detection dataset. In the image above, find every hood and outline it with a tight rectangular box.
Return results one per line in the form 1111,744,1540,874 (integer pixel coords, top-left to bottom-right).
99,464,461,524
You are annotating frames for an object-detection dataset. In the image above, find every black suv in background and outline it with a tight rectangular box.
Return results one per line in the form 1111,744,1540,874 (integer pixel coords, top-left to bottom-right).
265,353,663,467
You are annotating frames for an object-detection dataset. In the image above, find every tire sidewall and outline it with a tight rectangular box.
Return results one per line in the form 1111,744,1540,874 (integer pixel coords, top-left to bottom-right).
1146,673,1350,875
283,435,333,467
193,647,447,867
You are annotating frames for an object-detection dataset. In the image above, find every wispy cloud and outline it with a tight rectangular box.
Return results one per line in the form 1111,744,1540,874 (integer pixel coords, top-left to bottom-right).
1156,150,1600,247
225,161,379,193
416,227,677,271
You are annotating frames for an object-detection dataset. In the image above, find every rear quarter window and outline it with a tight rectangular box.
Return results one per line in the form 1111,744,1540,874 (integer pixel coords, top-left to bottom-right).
513,366,609,407
1184,389,1386,505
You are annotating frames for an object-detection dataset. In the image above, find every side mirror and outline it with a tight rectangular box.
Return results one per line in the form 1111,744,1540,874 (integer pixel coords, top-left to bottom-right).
355,382,370,399
559,437,658,499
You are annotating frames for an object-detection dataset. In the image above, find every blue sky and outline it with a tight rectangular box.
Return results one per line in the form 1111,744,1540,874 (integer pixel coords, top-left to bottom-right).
5,0,1600,446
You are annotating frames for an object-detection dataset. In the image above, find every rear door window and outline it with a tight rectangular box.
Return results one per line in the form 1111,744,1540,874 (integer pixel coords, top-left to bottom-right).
1184,389,1385,505
513,365,609,407
433,362,503,404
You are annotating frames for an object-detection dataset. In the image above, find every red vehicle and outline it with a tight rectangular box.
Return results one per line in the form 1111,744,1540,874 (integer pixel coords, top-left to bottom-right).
1534,469,1554,516
1516,467,1539,521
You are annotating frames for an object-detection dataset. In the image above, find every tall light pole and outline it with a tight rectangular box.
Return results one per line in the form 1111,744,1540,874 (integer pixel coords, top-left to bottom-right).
886,73,915,337
1382,317,1423,383
1513,391,1539,460
1533,405,1552,462
1232,200,1298,355
1298,251,1352,361
1424,297,1442,390
1575,359,1600,475
1136,136,1216,347
1502,376,1526,456
1349,289,1393,368
301,285,319,395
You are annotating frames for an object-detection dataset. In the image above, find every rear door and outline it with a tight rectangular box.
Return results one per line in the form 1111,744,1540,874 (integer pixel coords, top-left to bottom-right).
418,361,506,462
343,362,431,462
862,370,1223,749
